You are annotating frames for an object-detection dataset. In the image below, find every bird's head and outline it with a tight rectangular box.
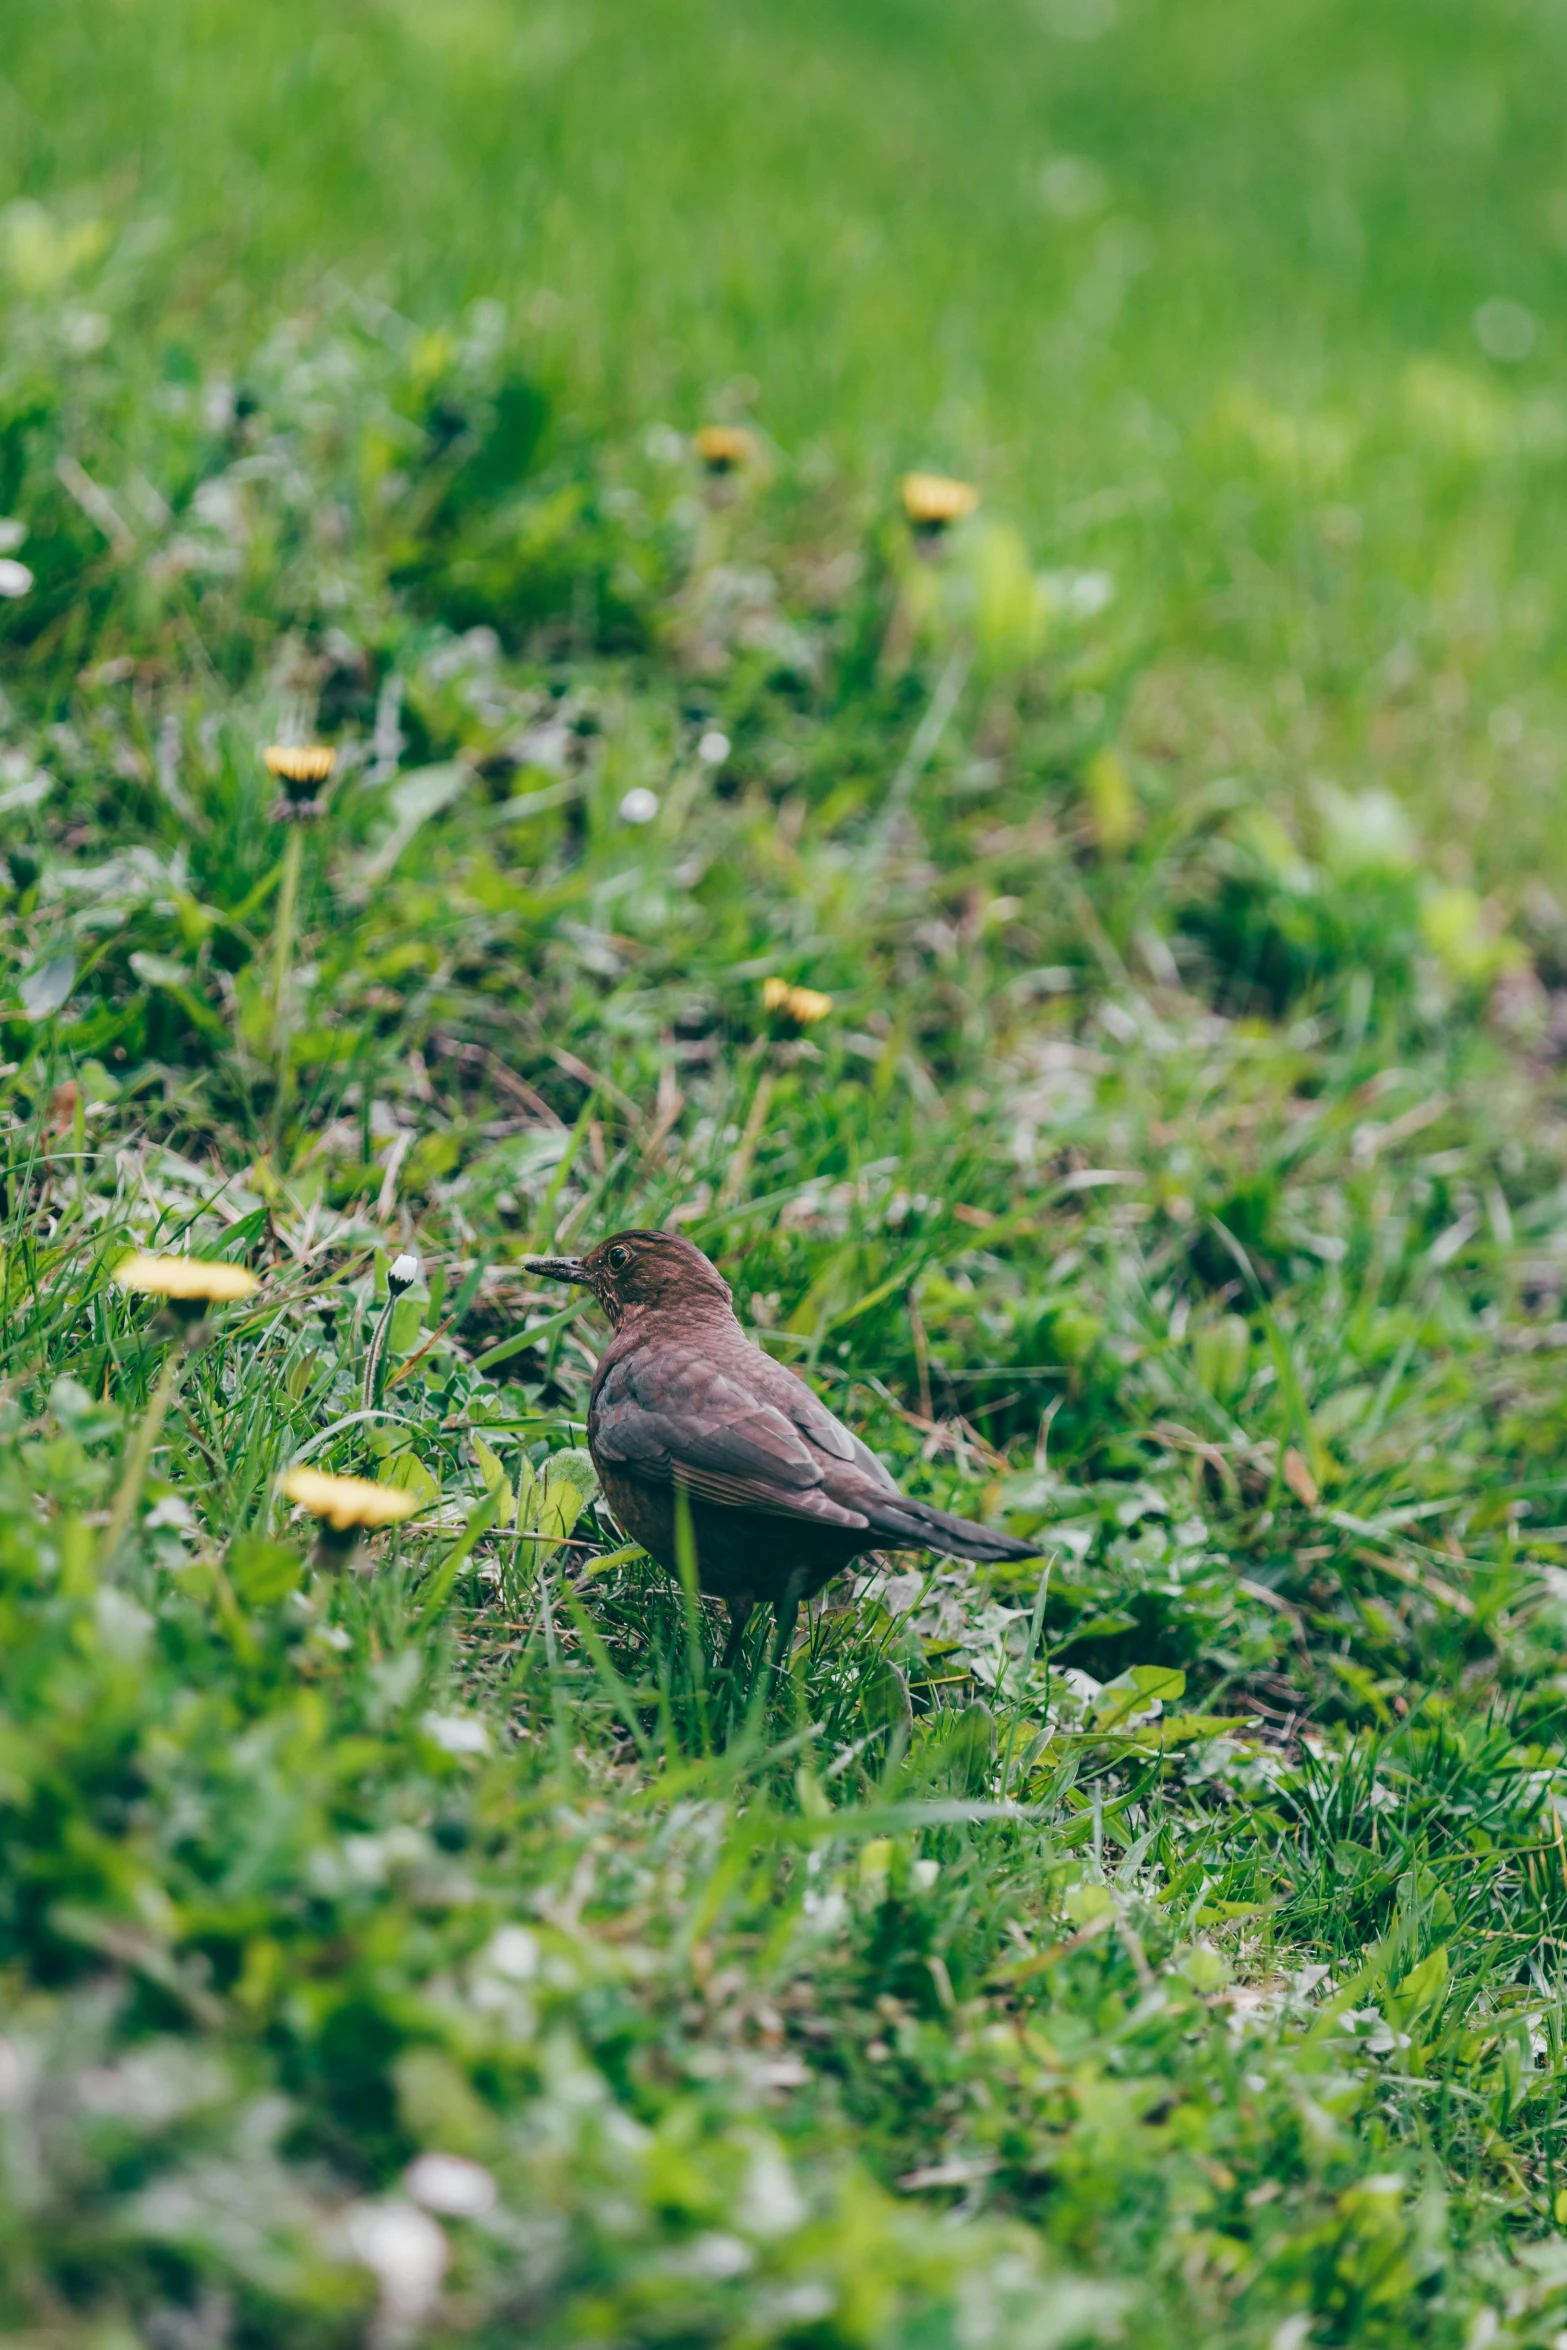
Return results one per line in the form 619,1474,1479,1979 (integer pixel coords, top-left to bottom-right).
525,1229,734,1326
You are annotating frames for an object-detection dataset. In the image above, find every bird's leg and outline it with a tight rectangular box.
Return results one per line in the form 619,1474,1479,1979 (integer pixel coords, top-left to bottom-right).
768,1594,800,1684
720,1595,754,1676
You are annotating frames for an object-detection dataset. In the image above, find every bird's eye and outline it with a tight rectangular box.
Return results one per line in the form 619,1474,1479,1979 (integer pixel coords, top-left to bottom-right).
607,1244,631,1272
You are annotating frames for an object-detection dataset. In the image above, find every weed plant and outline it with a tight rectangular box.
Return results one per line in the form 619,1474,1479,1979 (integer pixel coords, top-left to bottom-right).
5,4,1567,2345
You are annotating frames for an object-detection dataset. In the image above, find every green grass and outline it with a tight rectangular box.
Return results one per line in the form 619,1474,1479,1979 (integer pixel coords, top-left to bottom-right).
6,3,1567,2344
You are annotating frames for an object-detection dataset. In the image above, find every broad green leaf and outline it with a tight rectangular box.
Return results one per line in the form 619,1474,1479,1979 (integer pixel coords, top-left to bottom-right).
384,1452,441,1510
472,1432,516,1527
1092,1665,1185,1730
1388,1944,1449,2024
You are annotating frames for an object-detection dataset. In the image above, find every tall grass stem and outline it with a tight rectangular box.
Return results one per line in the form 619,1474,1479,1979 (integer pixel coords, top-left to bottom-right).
99,1346,183,1571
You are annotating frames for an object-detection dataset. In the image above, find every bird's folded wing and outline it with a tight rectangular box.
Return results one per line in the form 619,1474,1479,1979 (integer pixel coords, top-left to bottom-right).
751,1346,905,1493
593,1348,871,1528
784,1381,901,1489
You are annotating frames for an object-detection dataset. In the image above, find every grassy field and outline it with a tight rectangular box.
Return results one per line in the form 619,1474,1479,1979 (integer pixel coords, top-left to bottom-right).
7,3,1567,2344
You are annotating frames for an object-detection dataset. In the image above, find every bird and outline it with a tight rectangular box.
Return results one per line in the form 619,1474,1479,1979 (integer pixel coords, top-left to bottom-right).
524,1228,1040,1672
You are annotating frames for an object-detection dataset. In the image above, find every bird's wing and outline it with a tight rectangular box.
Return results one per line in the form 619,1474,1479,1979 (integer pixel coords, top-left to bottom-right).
774,1364,903,1493
592,1345,871,1529
745,1345,1038,1560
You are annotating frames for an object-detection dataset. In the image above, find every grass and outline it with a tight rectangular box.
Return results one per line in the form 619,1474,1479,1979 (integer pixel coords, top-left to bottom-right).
5,2,1567,2343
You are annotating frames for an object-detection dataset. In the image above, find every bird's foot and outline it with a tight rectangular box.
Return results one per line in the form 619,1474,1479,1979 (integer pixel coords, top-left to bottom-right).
719,1595,754,1677
767,1596,800,1683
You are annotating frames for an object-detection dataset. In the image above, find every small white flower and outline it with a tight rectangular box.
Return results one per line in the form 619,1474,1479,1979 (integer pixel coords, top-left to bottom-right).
618,786,659,825
0,559,33,598
145,1494,197,1532
910,1858,941,1893
421,1710,490,1756
697,729,731,765
62,308,110,355
1038,567,1114,620
772,2284,835,2324
346,2200,448,2327
388,1251,420,1293
404,2151,497,2217
0,519,26,553
736,2136,806,2237
94,1587,153,1658
483,1924,539,1980
684,2232,753,2279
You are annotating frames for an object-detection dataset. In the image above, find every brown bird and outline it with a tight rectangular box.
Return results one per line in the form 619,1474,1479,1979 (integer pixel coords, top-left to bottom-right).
525,1229,1039,1669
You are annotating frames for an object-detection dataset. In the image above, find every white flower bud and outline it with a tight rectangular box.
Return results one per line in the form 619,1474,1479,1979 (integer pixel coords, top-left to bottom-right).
388,1251,419,1294
345,2200,447,2331
404,2151,497,2217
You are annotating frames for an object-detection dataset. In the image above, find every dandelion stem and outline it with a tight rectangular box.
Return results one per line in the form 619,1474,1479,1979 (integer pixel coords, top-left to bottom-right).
99,1345,184,1571
270,824,305,1113
362,1294,395,1415
870,643,971,855
361,1255,417,1418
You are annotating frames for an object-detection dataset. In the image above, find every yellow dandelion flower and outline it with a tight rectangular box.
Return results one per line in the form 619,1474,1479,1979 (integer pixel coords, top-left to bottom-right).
282,1466,420,1532
761,977,833,1025
264,745,336,787
98,1259,257,1564
900,473,980,529
694,425,757,474
114,1254,260,1304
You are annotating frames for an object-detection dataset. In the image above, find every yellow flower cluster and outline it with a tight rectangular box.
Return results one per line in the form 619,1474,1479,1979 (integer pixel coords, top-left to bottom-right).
264,745,336,787
114,1254,259,1303
900,472,979,528
762,976,833,1026
282,1465,420,1532
694,424,757,473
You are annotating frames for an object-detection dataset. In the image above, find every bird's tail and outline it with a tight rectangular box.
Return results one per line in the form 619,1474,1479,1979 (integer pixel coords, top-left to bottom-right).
864,1496,1041,1564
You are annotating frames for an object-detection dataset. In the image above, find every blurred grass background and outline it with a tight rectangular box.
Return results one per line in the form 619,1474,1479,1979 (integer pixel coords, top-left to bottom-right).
9,0,1567,880
14,0,1565,431
10,9,1567,2343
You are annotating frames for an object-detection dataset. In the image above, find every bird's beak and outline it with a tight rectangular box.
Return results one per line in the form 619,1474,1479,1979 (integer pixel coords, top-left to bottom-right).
524,1254,588,1287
